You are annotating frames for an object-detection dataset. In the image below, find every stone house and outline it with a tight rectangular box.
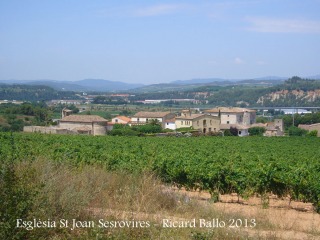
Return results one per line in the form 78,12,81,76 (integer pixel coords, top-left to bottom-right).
251,119,284,137
175,110,220,133
204,107,256,136
59,115,108,135
298,123,320,137
204,107,256,125
264,119,284,136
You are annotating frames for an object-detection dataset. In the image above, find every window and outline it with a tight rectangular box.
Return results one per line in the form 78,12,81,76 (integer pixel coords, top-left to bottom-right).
181,121,183,125
228,115,229,117
227,121,230,124
197,121,199,126
146,118,149,123
115,119,118,123
210,120,212,125
167,123,169,125
137,118,140,122
238,131,242,135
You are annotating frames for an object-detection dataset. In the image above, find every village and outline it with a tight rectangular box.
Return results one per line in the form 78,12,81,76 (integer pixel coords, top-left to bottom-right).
23,106,314,137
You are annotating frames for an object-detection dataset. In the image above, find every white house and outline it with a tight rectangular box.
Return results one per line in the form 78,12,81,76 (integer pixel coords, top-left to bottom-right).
131,111,176,128
164,117,176,130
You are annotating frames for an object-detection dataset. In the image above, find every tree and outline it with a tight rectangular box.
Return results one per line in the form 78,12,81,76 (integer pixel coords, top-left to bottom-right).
288,126,308,136
149,119,161,126
229,127,239,136
248,127,266,136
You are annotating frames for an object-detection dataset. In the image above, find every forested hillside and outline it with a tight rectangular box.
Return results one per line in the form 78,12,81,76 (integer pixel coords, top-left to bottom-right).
207,77,320,107
0,84,79,101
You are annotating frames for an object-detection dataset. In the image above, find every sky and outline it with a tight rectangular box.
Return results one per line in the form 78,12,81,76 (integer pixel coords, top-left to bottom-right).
0,0,320,84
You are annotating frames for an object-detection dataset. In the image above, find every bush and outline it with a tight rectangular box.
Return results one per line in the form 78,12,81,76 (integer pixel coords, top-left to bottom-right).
113,123,129,130
223,129,233,136
248,127,266,136
133,124,162,134
176,127,193,132
307,130,318,137
288,126,308,136
224,127,238,136
109,128,140,136
206,131,223,136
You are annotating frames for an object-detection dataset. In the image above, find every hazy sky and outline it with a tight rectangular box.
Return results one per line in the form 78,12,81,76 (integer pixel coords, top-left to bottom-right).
1,0,320,84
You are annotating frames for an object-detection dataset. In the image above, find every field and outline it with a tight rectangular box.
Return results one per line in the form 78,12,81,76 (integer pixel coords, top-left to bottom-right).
1,132,320,239
1,133,320,211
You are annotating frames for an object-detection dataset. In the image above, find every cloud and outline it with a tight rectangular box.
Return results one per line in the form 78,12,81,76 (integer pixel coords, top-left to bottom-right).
246,17,320,33
134,4,185,17
234,57,245,64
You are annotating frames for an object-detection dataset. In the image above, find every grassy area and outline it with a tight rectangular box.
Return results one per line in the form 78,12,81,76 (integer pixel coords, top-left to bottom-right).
0,158,279,239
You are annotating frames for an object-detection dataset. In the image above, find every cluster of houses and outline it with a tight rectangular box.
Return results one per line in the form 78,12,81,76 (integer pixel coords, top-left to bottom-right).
24,107,295,137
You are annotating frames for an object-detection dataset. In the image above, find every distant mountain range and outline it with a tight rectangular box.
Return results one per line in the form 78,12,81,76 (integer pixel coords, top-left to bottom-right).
1,75,319,92
0,79,144,92
133,78,287,92
170,76,288,85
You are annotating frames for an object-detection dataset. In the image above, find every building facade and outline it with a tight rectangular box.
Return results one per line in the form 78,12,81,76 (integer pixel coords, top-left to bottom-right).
59,115,108,136
131,111,176,128
175,111,220,133
205,107,256,125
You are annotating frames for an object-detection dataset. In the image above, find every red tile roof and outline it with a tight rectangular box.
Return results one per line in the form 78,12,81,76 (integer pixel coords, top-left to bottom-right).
114,116,131,122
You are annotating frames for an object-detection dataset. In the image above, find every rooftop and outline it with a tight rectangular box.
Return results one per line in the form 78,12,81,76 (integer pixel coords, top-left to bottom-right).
165,118,176,123
60,115,108,123
205,107,256,113
176,113,205,120
113,116,131,122
133,111,172,118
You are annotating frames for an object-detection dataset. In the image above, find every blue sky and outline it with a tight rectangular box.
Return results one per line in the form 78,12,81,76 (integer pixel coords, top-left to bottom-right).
0,0,320,84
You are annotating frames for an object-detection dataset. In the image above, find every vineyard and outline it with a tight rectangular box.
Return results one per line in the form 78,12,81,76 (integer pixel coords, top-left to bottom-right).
1,133,320,212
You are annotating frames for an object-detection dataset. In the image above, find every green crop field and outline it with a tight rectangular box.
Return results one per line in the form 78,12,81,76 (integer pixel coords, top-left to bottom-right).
1,133,320,212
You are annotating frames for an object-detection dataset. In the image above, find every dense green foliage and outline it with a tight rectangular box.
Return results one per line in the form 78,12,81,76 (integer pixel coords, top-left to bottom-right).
0,102,53,131
308,130,318,137
109,122,162,136
248,127,266,136
1,133,319,212
0,103,80,132
0,84,79,101
281,112,320,129
0,134,38,239
288,126,308,136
